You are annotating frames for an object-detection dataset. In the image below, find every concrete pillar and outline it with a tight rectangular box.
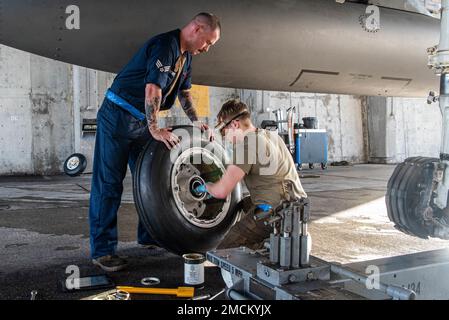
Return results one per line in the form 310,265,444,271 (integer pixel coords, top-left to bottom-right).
367,97,397,164
367,96,441,164
0,46,33,174
29,55,74,175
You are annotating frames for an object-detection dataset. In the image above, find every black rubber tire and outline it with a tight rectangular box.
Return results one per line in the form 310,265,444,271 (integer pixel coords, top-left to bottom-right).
133,126,241,255
63,153,87,177
297,164,303,171
309,163,314,170
321,162,327,170
386,157,440,239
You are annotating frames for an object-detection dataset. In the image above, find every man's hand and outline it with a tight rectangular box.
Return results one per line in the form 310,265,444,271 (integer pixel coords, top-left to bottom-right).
150,127,180,150
194,121,214,141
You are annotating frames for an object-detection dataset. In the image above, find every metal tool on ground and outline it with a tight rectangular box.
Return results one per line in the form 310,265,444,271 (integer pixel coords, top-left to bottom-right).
91,290,131,300
109,290,131,300
116,286,195,298
190,294,211,300
209,289,226,300
30,290,37,301
141,277,160,286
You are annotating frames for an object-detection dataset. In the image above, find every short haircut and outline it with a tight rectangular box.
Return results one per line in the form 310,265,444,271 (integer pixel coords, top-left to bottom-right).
194,12,221,32
217,99,251,124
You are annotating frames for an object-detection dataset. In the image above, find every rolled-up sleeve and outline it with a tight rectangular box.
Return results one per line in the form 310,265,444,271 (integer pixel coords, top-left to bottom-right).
145,40,174,89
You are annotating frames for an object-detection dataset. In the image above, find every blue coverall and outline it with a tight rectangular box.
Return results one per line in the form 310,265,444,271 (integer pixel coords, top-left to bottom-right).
89,29,192,259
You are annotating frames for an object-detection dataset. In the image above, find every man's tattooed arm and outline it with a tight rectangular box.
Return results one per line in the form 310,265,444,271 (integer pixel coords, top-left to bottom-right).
145,83,163,131
144,83,179,149
179,90,198,123
145,95,161,132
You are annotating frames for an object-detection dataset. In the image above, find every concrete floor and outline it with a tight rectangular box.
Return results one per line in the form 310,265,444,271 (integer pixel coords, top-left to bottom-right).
0,164,448,300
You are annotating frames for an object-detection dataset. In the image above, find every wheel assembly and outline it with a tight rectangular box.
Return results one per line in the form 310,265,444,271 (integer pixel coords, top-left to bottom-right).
386,157,449,239
63,153,87,177
133,126,242,254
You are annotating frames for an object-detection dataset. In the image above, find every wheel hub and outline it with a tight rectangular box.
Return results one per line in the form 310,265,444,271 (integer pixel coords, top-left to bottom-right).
67,157,80,170
171,147,231,229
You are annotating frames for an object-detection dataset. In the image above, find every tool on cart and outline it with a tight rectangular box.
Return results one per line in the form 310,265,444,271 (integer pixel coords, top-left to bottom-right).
269,107,296,155
116,286,195,298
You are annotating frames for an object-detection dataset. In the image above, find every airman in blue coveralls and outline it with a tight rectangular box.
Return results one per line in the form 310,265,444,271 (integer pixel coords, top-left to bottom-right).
90,13,221,272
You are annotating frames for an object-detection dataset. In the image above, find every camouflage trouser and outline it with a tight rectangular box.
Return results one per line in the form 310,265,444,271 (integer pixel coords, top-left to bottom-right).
217,197,272,250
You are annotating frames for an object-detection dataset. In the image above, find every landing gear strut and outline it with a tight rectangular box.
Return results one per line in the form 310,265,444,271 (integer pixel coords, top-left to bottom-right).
387,1,449,239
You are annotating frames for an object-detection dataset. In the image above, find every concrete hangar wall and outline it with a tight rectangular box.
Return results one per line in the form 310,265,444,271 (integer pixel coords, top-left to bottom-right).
0,44,442,175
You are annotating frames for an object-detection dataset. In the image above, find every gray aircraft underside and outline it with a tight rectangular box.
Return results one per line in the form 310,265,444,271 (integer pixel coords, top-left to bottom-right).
0,0,442,97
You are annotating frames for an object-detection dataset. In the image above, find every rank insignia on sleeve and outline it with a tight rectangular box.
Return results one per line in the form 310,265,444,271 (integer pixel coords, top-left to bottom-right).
156,59,171,73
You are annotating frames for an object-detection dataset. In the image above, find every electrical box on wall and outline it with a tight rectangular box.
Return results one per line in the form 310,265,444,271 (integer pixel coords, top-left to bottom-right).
82,119,97,135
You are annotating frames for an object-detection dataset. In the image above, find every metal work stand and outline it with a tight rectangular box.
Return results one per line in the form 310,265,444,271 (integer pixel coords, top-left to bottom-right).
254,198,324,289
208,199,343,300
207,198,449,300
